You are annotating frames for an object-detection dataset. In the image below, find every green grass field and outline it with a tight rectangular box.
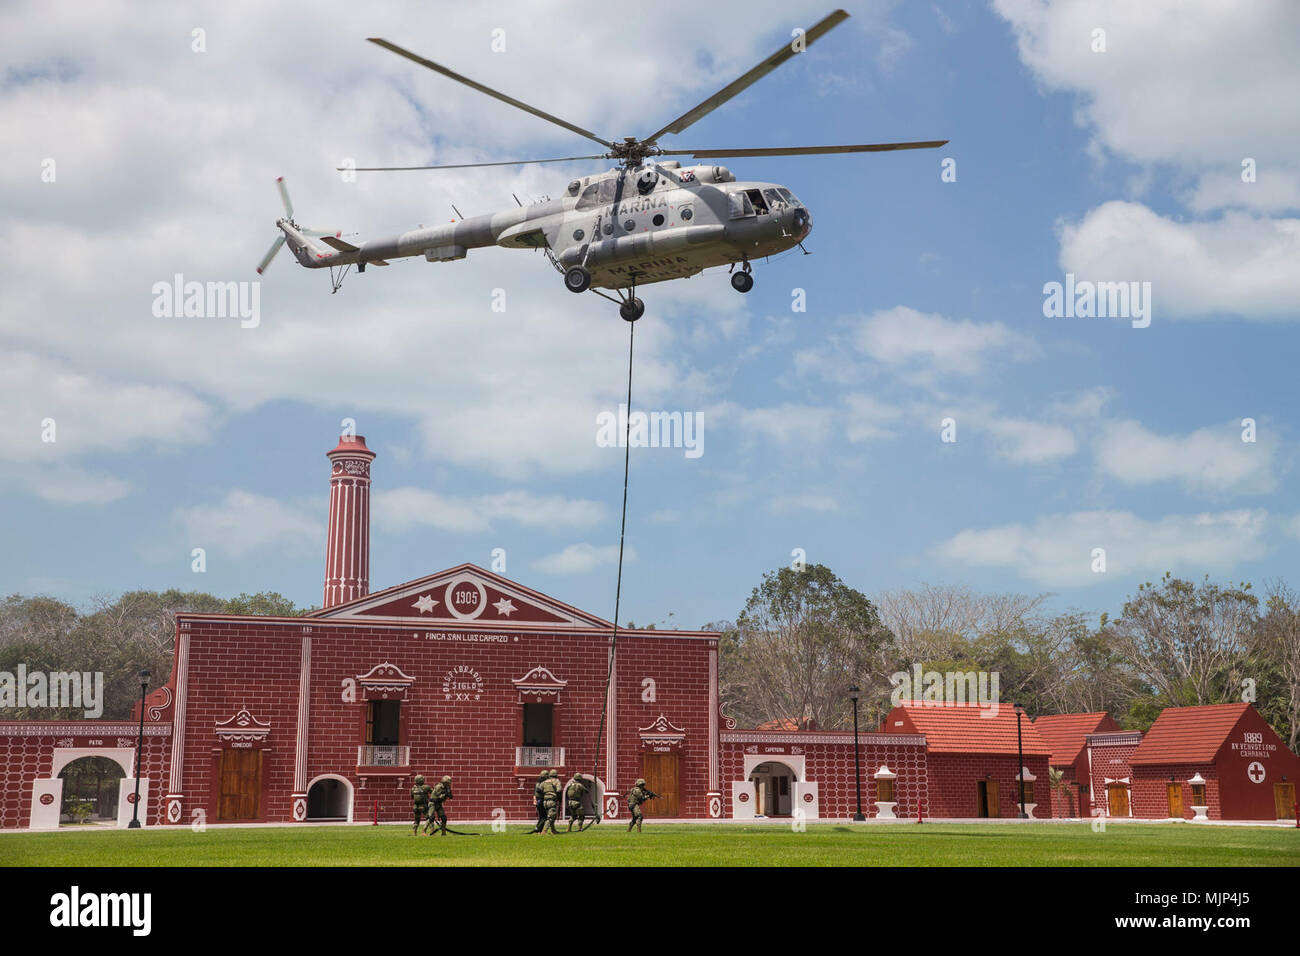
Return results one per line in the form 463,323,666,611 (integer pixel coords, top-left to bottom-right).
2,821,1297,866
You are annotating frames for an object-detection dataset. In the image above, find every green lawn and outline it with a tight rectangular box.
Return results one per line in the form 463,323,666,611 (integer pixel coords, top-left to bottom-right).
2,821,1297,866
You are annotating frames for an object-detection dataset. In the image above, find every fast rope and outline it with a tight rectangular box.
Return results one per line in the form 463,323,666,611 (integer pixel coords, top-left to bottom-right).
588,313,637,823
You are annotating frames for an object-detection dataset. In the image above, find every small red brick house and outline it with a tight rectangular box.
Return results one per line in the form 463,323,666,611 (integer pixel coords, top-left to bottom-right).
1085,730,1143,818
1129,702,1300,821
882,701,1053,818
1033,712,1121,817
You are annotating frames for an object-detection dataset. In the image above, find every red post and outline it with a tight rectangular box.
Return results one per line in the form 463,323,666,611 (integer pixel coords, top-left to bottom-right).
1293,801,1297,829
373,799,379,826
916,798,924,824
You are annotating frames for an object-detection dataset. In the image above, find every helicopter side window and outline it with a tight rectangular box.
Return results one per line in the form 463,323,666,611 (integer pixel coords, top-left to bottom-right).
777,187,798,205
576,183,602,211
763,188,783,207
745,189,769,214
728,191,755,219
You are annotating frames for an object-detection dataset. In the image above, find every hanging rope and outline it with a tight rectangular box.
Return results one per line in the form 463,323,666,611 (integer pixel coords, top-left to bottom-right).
588,315,636,823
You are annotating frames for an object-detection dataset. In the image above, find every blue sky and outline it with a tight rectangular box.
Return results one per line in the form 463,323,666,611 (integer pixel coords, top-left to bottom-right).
2,0,1297,629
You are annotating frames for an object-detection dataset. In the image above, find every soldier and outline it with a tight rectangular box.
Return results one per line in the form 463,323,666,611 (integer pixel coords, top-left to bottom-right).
626,778,659,833
410,774,432,835
565,772,591,832
424,774,454,836
540,768,563,835
529,769,548,834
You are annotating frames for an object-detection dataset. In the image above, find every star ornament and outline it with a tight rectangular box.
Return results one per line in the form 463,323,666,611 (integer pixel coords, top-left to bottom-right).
493,598,517,617
412,594,439,614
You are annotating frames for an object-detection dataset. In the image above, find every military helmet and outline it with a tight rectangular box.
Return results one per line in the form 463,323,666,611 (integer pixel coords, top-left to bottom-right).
442,775,451,783
636,778,646,787
414,775,425,784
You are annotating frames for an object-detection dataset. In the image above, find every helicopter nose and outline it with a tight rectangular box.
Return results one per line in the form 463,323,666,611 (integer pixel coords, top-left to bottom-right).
791,206,812,236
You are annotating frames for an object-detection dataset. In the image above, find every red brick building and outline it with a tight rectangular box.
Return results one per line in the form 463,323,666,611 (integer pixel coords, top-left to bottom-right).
1034,711,1121,817
4,434,1300,829
1127,703,1300,822
881,701,1054,818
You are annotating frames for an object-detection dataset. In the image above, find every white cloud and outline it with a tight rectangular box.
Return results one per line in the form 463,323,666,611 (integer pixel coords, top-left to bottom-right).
0,350,213,465
985,418,1077,464
993,0,1300,214
1096,419,1277,495
373,487,604,534
175,490,323,558
851,306,1038,376
843,394,903,442
933,508,1271,587
531,543,634,575
767,492,840,514
1057,202,1300,320
15,464,131,505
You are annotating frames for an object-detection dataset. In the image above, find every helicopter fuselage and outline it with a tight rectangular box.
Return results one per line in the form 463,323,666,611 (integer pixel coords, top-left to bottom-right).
285,162,811,291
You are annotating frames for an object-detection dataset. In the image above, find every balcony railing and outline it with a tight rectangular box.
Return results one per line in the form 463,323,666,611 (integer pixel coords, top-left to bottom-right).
516,747,564,767
357,745,410,767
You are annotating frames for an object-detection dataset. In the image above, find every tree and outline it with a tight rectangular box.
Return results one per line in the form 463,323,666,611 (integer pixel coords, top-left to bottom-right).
1257,579,1300,749
724,565,892,730
1110,574,1258,707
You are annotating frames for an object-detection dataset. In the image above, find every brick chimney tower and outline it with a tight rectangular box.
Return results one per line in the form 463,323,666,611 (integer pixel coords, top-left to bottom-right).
323,433,376,609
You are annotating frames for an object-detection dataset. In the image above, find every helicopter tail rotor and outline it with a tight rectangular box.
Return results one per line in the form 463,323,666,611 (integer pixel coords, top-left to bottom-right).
257,177,342,274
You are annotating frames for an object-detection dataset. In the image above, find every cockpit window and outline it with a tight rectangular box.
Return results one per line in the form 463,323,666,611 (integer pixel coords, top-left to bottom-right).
763,188,783,207
728,191,755,218
777,187,798,204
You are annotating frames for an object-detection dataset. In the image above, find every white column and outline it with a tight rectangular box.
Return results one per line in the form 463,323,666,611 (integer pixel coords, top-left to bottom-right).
708,645,719,792
605,641,618,790
293,634,312,793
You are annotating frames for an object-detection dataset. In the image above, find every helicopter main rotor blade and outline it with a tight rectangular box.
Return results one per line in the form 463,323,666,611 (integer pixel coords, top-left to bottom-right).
641,8,850,146
659,140,948,159
367,38,615,150
342,154,607,172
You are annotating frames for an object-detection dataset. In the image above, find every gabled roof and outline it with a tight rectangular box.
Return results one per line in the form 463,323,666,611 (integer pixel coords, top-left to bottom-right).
308,562,613,629
1129,702,1252,765
1033,712,1119,766
884,701,1052,756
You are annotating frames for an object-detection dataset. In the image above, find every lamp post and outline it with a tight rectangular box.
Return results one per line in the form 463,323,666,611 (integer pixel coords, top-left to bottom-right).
128,669,150,829
849,685,865,821
1014,703,1027,819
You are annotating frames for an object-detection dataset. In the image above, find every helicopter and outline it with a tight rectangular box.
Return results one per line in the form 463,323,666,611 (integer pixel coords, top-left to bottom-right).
256,9,946,321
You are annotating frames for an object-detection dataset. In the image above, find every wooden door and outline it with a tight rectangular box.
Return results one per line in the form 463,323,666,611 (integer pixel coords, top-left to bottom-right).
218,749,262,820
1275,783,1295,819
986,780,1000,818
1166,783,1183,818
1107,784,1129,817
641,754,679,817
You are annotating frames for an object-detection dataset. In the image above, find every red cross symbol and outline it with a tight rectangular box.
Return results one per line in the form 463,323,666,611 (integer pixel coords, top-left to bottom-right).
1247,761,1266,783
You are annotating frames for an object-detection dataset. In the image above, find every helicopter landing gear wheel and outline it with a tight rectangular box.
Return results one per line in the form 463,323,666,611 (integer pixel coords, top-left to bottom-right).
731,270,754,293
565,265,591,293
620,297,645,322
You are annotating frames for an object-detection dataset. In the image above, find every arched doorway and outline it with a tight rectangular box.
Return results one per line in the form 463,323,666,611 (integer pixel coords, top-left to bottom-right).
749,761,797,817
560,776,605,823
306,775,353,821
57,756,125,824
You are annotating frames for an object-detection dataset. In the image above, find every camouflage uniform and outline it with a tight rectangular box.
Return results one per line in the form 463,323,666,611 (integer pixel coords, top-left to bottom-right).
565,773,591,831
424,775,453,835
626,778,659,832
540,769,563,834
410,775,433,835
529,770,548,833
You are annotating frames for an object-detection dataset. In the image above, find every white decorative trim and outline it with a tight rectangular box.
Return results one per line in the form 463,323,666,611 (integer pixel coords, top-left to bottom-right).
444,574,488,621
305,773,355,823
215,706,271,742
0,723,170,737
722,731,926,747
708,794,722,818
512,665,568,694
605,650,617,790
147,686,173,721
708,647,719,792
51,747,136,778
